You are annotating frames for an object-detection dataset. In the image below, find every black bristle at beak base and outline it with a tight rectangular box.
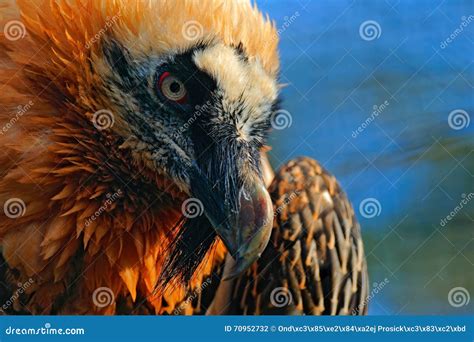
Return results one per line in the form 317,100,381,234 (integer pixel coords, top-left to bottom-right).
157,215,217,291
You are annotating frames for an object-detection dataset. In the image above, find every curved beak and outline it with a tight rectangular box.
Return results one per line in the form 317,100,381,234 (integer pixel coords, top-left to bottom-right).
217,178,273,280
189,159,274,280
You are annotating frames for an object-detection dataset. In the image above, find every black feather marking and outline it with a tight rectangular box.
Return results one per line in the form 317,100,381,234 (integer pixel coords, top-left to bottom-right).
232,42,249,63
158,215,217,291
102,38,136,90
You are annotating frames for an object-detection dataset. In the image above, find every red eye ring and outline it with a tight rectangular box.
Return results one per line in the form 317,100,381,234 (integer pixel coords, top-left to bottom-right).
157,71,188,104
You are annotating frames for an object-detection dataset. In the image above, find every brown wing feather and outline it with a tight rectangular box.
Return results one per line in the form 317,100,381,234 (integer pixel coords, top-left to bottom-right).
209,157,369,315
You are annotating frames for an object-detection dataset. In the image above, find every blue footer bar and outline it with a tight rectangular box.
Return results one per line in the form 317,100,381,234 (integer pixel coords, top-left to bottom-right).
0,316,472,341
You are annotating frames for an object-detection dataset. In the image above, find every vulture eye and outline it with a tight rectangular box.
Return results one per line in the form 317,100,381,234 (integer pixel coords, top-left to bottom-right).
157,72,188,104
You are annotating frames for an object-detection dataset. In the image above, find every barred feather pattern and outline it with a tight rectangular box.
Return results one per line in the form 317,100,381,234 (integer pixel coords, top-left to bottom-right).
199,157,369,315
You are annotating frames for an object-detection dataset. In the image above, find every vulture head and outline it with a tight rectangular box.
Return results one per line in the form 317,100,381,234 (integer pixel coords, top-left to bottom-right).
0,0,280,308
94,7,280,282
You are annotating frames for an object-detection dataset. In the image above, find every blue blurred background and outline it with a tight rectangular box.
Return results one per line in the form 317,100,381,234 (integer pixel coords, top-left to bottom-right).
258,0,473,314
